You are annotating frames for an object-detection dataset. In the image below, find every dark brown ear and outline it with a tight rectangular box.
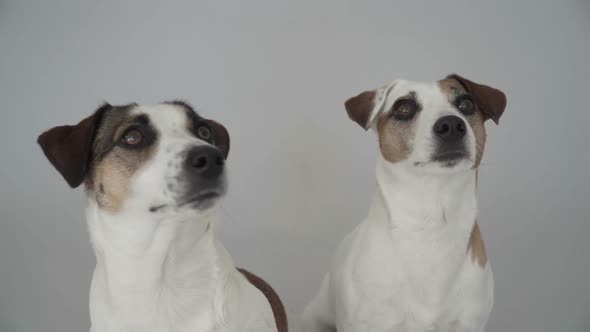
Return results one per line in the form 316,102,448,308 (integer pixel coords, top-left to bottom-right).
205,119,230,159
447,74,507,124
37,104,109,188
345,81,398,130
345,90,377,130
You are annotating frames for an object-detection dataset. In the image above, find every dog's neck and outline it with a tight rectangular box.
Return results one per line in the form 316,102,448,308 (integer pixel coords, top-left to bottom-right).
370,156,478,232
86,201,236,330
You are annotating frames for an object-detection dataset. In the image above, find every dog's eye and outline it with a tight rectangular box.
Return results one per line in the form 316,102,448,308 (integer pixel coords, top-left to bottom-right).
121,129,143,146
458,98,475,115
196,125,212,141
392,100,417,120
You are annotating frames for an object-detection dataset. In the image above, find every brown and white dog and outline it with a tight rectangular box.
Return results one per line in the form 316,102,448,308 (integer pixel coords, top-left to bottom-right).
302,75,506,332
38,101,287,332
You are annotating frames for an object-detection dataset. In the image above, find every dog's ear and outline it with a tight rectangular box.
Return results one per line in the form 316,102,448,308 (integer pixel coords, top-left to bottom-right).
447,74,507,124
37,104,109,188
345,81,397,130
205,119,230,159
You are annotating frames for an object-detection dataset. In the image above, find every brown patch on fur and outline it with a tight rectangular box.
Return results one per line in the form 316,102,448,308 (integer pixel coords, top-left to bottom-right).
345,90,376,129
92,146,157,212
446,74,507,124
204,119,230,158
375,111,416,163
468,112,487,167
89,105,158,213
37,104,110,188
238,268,288,332
467,222,488,267
173,102,231,159
438,78,487,167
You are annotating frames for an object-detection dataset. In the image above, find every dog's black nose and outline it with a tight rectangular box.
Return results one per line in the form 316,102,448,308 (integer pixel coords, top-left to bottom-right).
433,115,467,142
185,146,225,179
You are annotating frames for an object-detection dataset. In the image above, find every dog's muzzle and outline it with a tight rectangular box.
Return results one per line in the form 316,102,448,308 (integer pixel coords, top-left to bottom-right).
180,145,227,209
432,115,469,163
186,145,225,179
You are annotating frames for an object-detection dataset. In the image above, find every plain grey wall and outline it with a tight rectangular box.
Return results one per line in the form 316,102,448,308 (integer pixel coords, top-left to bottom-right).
1,1,589,331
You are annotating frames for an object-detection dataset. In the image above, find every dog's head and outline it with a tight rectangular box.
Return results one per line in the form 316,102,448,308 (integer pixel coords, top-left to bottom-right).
345,74,506,173
38,101,230,216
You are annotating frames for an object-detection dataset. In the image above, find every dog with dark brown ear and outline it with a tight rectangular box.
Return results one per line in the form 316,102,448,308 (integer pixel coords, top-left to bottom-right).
38,101,287,332
302,75,506,332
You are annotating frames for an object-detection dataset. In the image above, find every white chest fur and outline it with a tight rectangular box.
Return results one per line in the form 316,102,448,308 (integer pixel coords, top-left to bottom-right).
86,204,276,332
303,157,494,332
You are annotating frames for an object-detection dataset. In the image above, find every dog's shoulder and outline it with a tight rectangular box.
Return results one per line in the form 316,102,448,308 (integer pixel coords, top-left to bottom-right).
237,268,288,332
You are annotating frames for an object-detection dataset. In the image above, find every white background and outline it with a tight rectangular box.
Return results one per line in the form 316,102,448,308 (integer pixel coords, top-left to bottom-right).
1,1,589,331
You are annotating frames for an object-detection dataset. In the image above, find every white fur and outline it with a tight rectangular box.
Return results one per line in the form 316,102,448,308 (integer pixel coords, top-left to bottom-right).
302,81,494,332
86,105,276,332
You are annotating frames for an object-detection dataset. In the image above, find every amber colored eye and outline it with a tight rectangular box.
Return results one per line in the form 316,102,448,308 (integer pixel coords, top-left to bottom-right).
197,125,212,141
458,98,475,115
122,129,143,146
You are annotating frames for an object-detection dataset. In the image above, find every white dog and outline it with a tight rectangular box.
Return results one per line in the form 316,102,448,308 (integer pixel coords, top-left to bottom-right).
302,75,506,332
38,101,287,332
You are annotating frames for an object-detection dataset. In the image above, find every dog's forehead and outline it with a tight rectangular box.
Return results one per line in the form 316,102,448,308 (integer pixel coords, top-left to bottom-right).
387,79,447,106
131,103,191,134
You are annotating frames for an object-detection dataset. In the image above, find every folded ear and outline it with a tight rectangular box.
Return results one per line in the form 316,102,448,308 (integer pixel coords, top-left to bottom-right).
344,81,396,130
345,81,397,130
37,104,110,188
204,119,230,159
447,74,507,124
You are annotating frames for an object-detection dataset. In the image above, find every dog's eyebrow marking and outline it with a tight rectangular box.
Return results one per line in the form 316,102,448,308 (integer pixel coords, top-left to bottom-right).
395,91,418,103
164,100,195,113
392,91,422,113
452,91,471,103
135,114,149,125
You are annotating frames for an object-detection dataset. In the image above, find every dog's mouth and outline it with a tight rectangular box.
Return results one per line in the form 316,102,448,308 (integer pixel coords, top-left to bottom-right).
413,150,471,168
148,190,224,213
432,150,469,162
179,190,224,209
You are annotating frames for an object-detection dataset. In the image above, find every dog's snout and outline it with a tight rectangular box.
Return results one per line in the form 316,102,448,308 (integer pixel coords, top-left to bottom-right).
433,116,466,142
185,146,225,179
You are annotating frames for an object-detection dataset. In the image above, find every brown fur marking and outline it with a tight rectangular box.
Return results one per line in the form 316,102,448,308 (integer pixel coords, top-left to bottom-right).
89,106,158,213
438,78,487,167
345,90,376,129
375,106,417,164
238,268,288,332
446,74,507,124
467,222,488,267
37,105,109,188
174,101,231,159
